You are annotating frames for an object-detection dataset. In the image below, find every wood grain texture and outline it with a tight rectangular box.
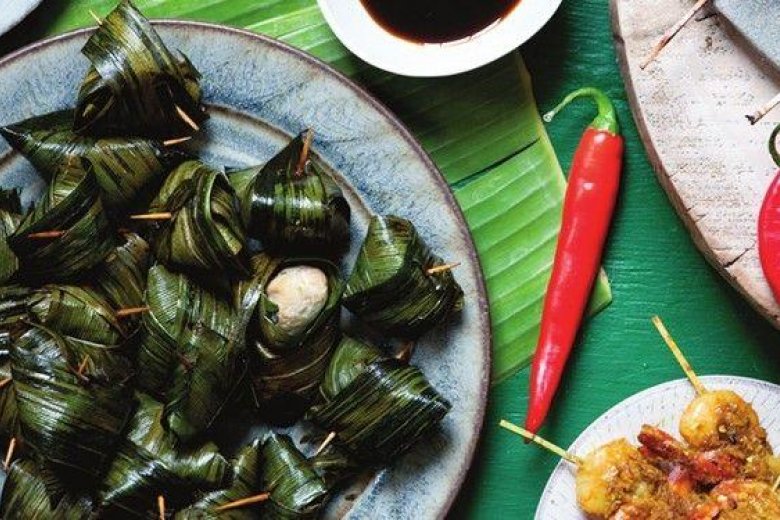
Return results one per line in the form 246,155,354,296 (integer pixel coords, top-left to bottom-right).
612,0,780,326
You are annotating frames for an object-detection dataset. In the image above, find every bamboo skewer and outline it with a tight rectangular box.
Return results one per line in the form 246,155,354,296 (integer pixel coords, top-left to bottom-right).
116,306,150,318
295,129,314,176
77,356,90,378
314,431,336,456
640,0,711,70
426,262,461,275
499,420,583,466
747,91,780,125
0,377,11,390
157,495,166,520
773,474,780,493
130,212,173,221
175,105,200,132
214,492,271,512
163,136,192,147
4,437,16,471
651,316,707,396
27,230,65,239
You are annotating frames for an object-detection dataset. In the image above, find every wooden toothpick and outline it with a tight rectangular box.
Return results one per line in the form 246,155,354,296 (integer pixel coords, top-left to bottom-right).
314,431,336,456
27,230,65,239
77,356,90,377
295,129,314,176
773,474,780,493
116,306,150,318
426,262,461,275
175,105,200,132
395,341,416,363
746,91,780,125
157,495,166,520
214,492,271,512
4,437,16,470
651,316,707,395
163,136,192,147
499,420,583,466
130,212,173,221
0,377,11,390
641,0,711,70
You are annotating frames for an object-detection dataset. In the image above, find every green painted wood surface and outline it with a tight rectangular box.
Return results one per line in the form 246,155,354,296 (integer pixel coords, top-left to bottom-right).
3,1,780,519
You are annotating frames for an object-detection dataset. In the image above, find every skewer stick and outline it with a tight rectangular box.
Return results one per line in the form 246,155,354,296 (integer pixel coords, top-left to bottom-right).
426,262,461,275
0,377,11,390
157,495,166,520
214,492,271,512
89,9,102,26
175,105,200,132
4,437,16,471
746,91,780,125
499,420,583,466
116,306,150,318
651,316,707,396
640,0,711,70
314,431,336,456
395,341,416,363
77,356,90,377
27,230,65,239
295,129,314,176
773,474,780,493
130,212,173,221
163,136,192,147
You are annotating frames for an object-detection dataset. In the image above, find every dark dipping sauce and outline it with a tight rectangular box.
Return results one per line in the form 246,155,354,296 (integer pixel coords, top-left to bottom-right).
360,0,521,44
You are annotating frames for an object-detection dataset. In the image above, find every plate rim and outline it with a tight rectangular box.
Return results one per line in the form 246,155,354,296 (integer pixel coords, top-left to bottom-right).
0,18,493,518
535,375,780,519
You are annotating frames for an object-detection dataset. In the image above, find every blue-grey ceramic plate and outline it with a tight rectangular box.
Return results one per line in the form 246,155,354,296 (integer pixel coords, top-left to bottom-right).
0,21,491,519
714,0,780,71
0,0,44,38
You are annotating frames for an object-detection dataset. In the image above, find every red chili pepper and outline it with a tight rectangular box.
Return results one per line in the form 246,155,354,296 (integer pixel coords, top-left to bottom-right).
758,124,780,301
525,88,624,435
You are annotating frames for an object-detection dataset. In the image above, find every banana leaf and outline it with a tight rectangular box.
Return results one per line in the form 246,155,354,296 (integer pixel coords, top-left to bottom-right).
311,341,450,464
237,254,342,412
344,215,464,338
149,160,248,274
262,433,328,520
175,438,263,519
10,324,135,489
164,322,247,443
138,264,233,398
98,392,231,518
0,459,93,519
229,132,350,257
74,0,206,139
0,110,186,210
0,188,21,284
7,157,116,281
92,231,150,310
0,360,20,448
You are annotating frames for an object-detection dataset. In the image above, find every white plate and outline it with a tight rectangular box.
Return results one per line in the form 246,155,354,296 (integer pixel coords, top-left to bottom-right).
0,0,43,38
317,0,562,77
535,376,780,519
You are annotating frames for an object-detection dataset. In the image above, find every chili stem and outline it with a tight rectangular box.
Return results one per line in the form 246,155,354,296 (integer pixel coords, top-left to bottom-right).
769,123,780,169
499,420,582,466
641,0,711,70
651,316,707,395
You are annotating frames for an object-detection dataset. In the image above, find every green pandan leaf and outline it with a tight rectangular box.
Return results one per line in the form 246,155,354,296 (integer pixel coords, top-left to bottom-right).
344,215,464,338
0,459,93,519
8,158,115,282
230,131,350,257
91,231,150,310
75,0,206,139
149,160,248,274
263,433,329,520
0,110,186,210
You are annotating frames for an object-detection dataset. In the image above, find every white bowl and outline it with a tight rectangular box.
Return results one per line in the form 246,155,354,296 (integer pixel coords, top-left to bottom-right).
317,0,563,77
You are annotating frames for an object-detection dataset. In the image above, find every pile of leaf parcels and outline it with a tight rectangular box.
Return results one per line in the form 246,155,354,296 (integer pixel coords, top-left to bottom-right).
0,2,465,518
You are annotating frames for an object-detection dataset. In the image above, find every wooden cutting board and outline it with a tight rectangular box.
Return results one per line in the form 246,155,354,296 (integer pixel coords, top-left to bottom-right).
611,0,780,325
